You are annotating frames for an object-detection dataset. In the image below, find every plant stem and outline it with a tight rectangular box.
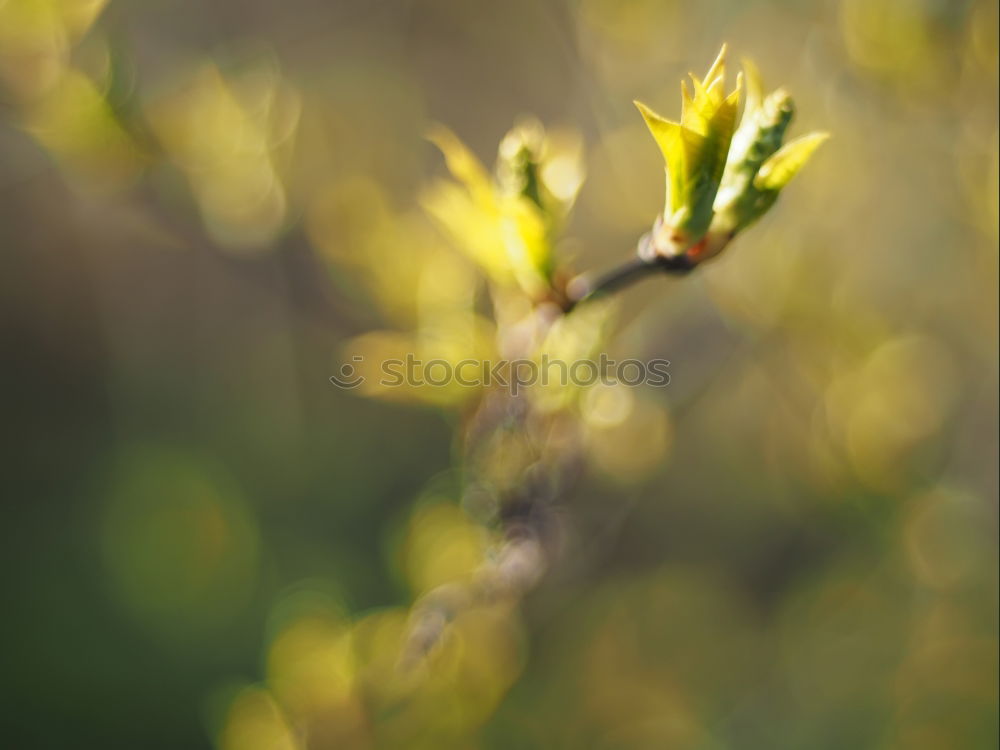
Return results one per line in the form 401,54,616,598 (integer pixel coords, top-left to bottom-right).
563,247,694,312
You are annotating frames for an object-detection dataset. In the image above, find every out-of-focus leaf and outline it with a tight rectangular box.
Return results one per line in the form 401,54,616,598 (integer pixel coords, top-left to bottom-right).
424,124,559,297
426,124,494,206
25,68,141,187
422,178,512,284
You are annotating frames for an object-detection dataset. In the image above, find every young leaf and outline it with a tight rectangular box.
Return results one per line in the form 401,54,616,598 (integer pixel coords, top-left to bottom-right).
635,100,695,215
754,132,829,191
426,124,494,204
741,58,764,118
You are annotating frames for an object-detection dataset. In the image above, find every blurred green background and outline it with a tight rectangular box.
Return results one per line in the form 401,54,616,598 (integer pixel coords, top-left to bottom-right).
1,0,997,748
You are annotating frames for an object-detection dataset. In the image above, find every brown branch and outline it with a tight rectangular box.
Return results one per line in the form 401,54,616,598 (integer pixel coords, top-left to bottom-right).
562,239,695,312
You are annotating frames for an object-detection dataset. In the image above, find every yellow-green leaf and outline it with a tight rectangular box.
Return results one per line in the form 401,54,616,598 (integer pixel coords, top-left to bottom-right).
707,75,742,183
635,100,695,214
426,124,494,205
634,100,682,163
754,131,830,191
702,44,728,93
741,57,763,116
421,179,511,283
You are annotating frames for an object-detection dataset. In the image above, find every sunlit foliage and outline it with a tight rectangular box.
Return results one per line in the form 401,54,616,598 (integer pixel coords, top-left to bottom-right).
2,1,996,749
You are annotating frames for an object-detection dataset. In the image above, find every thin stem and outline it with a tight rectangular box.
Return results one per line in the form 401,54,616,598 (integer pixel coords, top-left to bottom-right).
563,247,694,312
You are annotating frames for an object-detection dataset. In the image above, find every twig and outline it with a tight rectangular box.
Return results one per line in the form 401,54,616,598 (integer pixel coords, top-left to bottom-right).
563,236,694,312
